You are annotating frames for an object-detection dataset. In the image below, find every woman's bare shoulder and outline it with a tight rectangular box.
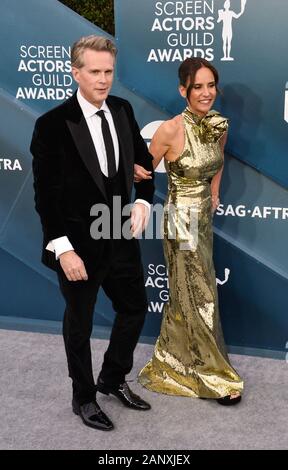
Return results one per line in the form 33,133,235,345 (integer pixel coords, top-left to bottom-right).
157,115,183,138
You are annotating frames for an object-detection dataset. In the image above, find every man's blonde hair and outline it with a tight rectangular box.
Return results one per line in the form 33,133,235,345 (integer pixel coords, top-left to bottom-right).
71,35,117,68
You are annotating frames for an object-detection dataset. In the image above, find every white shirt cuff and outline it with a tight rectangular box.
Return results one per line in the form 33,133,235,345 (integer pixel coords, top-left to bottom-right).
46,236,74,259
134,199,151,215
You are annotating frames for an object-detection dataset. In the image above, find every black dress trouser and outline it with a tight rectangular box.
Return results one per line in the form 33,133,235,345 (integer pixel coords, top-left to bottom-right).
57,238,148,405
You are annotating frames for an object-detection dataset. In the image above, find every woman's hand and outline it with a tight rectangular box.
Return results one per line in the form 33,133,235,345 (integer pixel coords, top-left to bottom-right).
211,194,220,214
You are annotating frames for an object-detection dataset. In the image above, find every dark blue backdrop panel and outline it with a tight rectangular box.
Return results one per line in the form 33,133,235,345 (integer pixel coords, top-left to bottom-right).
116,0,288,188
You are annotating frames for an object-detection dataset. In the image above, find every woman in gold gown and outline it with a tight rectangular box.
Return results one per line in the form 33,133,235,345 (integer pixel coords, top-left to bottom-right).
136,58,243,405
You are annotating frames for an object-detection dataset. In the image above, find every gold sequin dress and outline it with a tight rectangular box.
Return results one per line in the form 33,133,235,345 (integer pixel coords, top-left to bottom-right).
138,108,244,398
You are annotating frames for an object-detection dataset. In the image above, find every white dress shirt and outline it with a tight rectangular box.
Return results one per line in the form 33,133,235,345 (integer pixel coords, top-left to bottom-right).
47,89,150,258
77,89,120,176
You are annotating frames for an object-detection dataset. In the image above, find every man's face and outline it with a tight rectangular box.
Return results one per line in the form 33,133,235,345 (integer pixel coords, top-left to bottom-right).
72,49,114,107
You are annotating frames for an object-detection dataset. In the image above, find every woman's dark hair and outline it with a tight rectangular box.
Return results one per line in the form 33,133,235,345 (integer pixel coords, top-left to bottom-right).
178,58,219,100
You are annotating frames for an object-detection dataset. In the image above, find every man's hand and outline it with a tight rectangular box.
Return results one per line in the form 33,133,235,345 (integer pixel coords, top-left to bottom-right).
130,203,150,238
134,164,152,183
59,250,88,281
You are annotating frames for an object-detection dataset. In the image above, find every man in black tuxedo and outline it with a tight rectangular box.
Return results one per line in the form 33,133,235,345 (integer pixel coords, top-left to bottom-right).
31,35,154,431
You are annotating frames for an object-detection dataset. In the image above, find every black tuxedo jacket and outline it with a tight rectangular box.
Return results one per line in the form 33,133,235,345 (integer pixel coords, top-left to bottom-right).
31,93,154,273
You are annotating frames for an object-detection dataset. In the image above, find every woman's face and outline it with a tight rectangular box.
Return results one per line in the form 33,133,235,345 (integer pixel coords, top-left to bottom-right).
180,66,217,117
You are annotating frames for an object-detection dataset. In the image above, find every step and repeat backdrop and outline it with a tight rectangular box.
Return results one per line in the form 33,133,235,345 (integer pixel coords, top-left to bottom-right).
0,0,287,355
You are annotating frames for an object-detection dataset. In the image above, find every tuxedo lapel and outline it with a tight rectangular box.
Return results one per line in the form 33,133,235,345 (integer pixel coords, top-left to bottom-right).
65,95,107,201
65,94,134,200
107,100,134,196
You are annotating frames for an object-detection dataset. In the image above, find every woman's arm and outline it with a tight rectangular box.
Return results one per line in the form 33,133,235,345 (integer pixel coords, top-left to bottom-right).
149,122,171,169
134,121,171,181
210,131,228,212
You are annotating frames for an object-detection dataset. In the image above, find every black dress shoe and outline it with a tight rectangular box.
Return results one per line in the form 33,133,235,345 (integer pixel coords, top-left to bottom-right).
97,380,151,411
217,395,242,406
72,399,114,430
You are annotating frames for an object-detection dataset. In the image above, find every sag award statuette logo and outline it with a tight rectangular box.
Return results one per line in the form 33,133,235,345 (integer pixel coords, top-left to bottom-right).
218,0,247,61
